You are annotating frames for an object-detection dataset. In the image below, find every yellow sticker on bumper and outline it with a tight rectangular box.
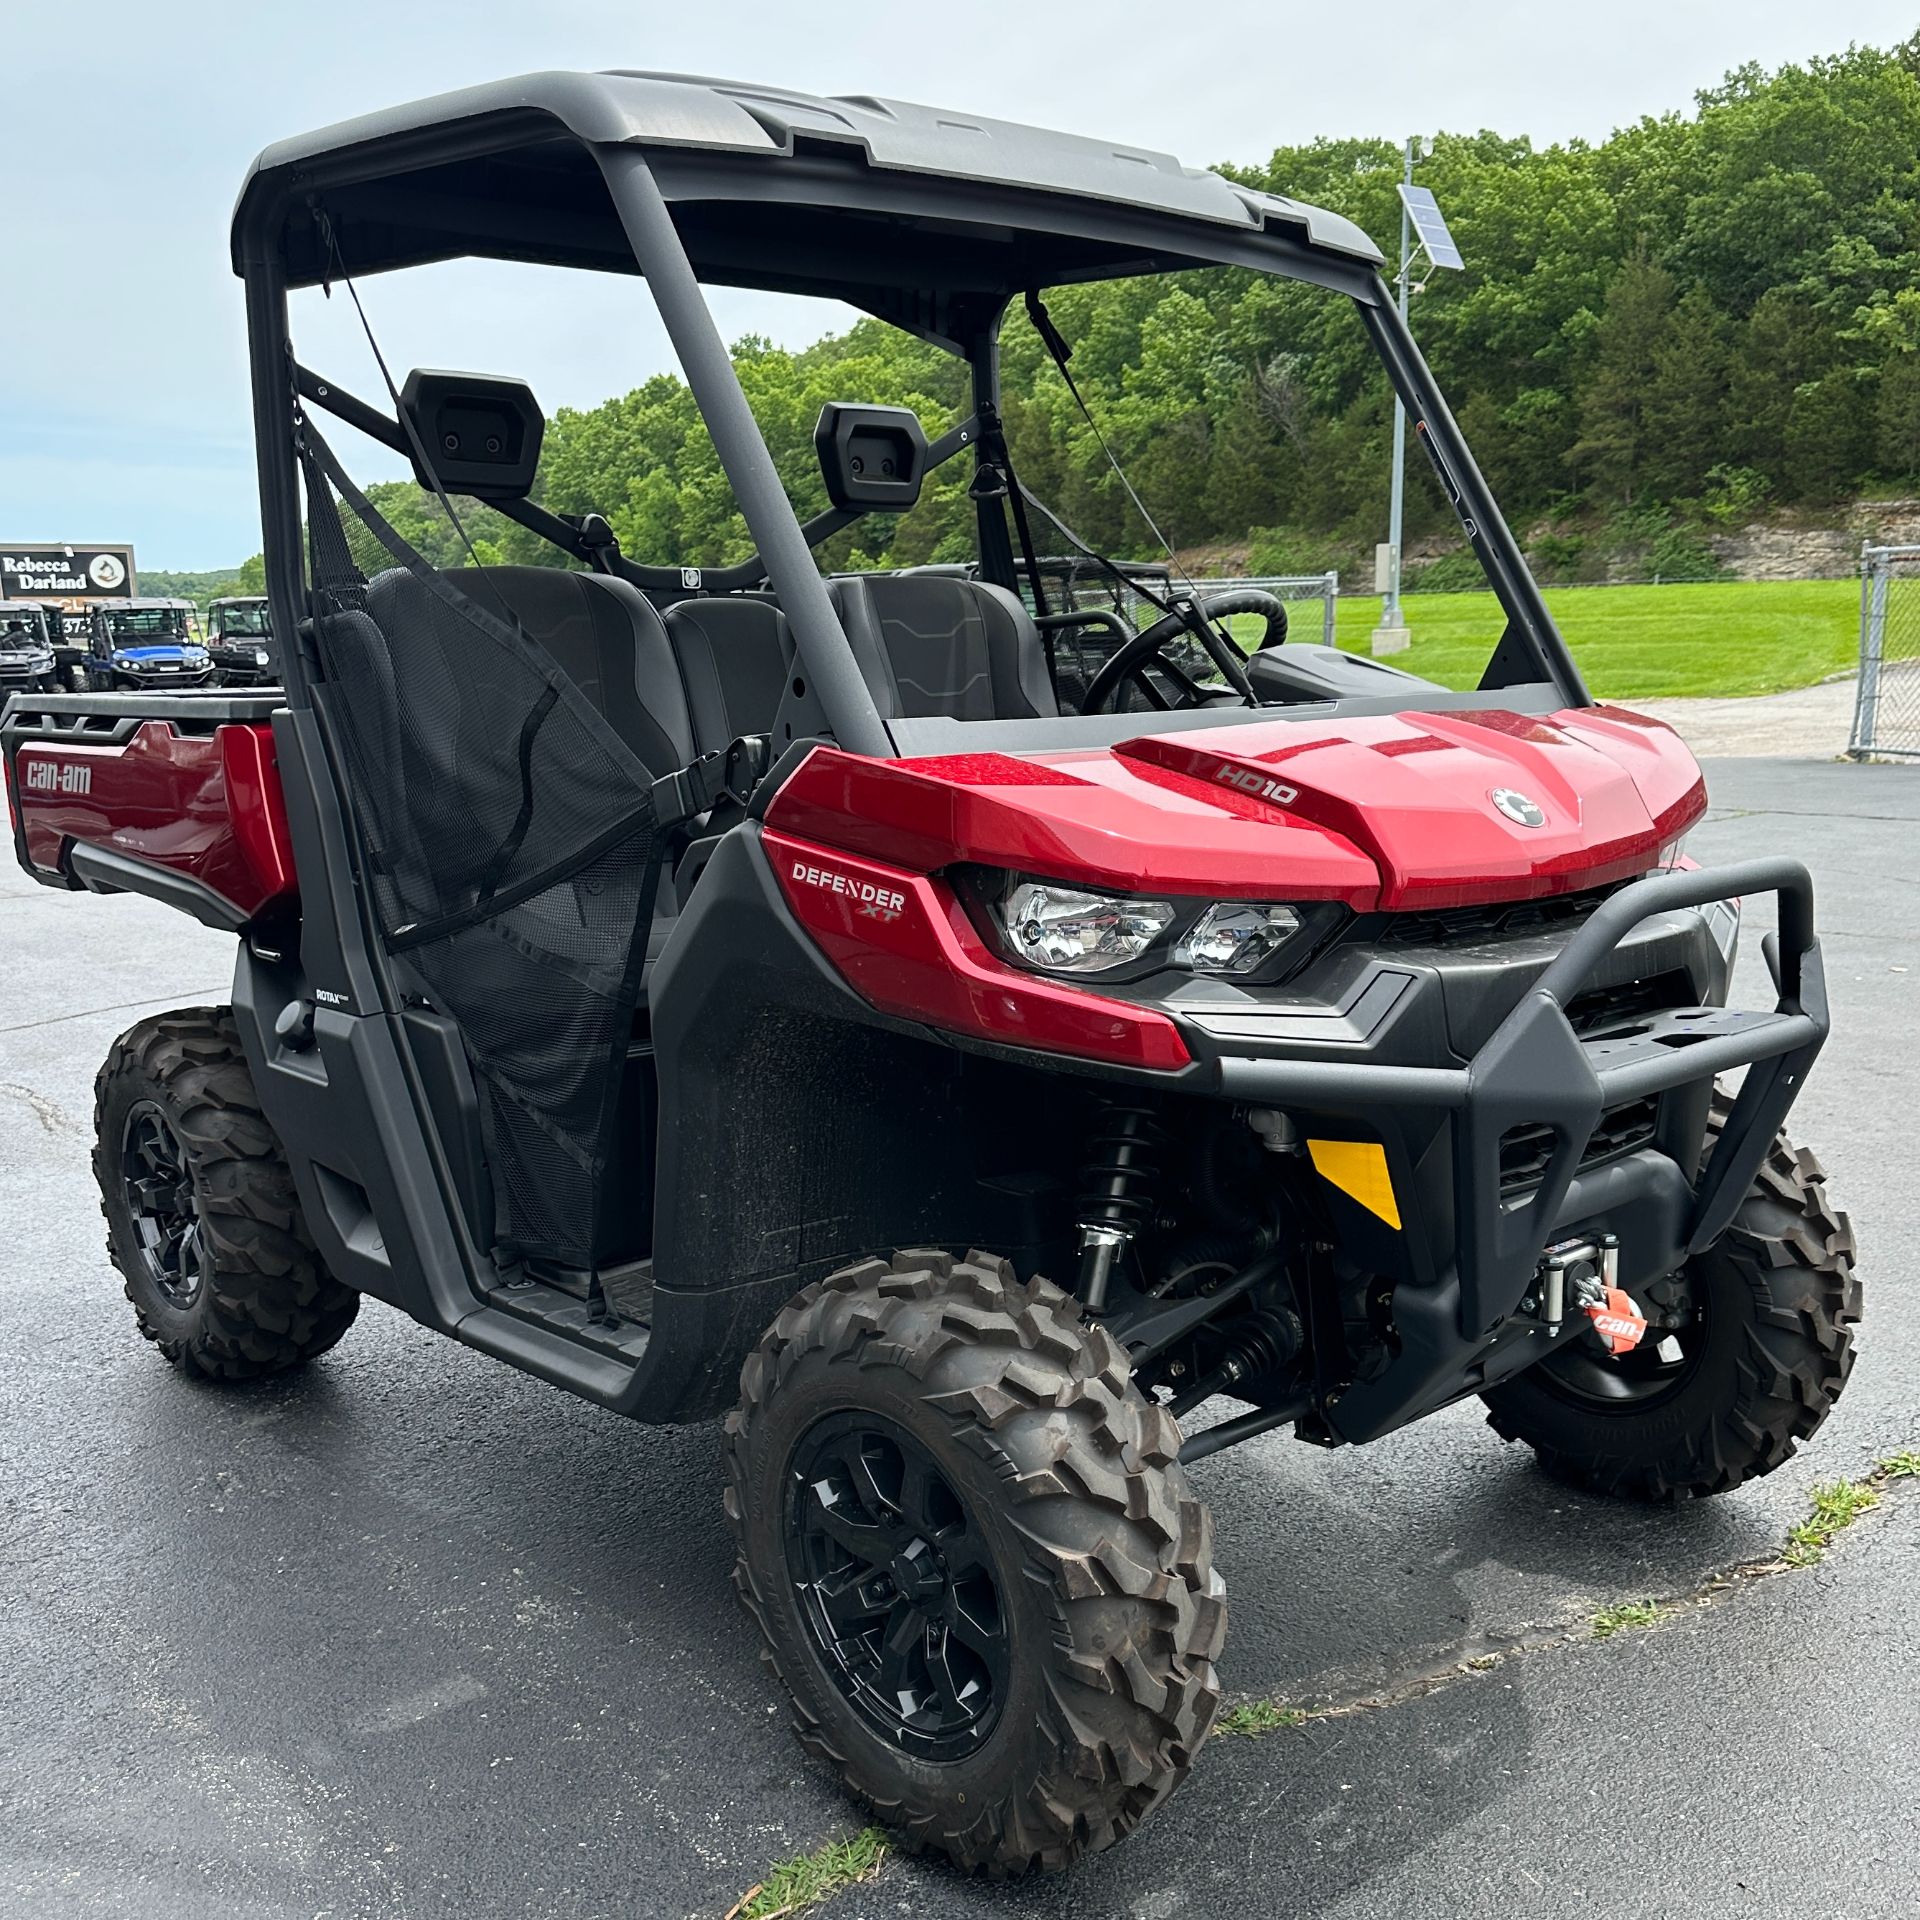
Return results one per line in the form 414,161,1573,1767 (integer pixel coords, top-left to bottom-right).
1307,1139,1402,1230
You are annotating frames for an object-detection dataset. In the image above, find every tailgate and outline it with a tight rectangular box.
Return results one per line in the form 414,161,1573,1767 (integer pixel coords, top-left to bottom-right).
2,690,297,931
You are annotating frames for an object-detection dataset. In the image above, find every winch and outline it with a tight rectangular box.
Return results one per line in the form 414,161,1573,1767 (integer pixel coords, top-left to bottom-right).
1532,1234,1650,1355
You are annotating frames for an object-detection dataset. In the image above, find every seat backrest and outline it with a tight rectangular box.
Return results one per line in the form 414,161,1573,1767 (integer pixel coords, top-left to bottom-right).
662,596,797,753
441,565,696,778
826,573,1058,721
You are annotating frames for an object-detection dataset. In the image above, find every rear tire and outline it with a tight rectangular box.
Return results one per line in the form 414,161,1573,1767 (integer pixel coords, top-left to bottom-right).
725,1250,1225,1875
95,1008,359,1380
1483,1087,1858,1500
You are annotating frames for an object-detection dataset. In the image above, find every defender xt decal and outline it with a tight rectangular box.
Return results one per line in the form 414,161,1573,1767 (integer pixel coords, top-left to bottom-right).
788,859,907,923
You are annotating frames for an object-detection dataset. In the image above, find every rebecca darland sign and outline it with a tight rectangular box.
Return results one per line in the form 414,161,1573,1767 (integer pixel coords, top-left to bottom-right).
0,545,138,602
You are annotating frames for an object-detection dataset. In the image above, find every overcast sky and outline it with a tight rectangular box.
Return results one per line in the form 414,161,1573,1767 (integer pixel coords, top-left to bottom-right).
4,0,1915,568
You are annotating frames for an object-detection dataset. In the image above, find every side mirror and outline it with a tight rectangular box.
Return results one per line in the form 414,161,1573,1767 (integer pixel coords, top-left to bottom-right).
399,369,545,500
814,403,927,514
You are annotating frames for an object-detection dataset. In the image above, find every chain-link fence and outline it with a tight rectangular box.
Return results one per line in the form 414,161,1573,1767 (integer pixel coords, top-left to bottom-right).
1014,558,1340,647
1186,571,1341,648
1849,544,1920,760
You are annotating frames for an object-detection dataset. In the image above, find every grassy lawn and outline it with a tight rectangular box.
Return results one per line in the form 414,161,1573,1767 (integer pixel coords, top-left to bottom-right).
1226,578,1861,702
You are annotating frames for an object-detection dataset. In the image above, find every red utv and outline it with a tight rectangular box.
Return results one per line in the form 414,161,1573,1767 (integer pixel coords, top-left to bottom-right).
0,74,1856,1874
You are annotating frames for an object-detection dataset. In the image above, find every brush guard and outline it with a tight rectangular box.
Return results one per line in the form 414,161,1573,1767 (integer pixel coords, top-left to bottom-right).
1211,859,1827,1433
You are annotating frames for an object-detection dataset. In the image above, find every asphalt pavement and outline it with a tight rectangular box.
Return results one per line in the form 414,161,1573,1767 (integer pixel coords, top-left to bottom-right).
2,757,1916,1920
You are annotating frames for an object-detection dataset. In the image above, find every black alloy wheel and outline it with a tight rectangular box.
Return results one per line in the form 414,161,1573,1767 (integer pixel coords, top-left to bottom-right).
727,1251,1225,1874
95,1008,359,1377
121,1100,208,1309
785,1410,1009,1761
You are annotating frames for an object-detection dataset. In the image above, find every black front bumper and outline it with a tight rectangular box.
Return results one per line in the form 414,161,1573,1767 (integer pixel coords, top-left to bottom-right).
208,652,276,685
103,667,217,688
1204,859,1827,1440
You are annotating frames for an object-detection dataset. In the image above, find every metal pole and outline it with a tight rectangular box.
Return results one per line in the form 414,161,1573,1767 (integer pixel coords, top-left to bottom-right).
1383,135,1414,631
1853,543,1887,759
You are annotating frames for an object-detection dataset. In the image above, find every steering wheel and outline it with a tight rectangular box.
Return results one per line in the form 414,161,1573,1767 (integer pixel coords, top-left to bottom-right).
1078,589,1290,715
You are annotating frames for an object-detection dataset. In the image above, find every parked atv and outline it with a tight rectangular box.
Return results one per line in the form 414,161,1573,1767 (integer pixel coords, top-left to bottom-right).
0,601,59,703
0,74,1856,1876
79,598,214,690
205,594,278,685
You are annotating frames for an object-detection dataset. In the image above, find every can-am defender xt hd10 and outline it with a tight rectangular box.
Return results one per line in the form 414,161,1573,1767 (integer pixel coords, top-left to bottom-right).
0,74,1857,1875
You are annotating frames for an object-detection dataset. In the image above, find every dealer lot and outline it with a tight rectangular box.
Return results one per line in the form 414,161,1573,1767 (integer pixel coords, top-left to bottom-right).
2,756,1915,1920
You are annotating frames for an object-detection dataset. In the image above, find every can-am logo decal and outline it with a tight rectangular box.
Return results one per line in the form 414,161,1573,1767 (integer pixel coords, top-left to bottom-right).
1212,765,1298,806
21,757,91,796
1490,787,1546,828
790,860,906,923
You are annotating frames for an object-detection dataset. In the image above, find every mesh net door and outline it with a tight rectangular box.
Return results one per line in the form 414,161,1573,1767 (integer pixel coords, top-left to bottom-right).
299,425,663,1269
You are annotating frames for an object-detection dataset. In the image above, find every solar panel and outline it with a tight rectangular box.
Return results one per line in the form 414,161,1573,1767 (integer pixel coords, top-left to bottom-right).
1398,184,1463,271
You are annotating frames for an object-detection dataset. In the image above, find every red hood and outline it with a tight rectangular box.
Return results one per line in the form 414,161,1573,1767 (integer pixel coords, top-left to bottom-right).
762,704,1706,912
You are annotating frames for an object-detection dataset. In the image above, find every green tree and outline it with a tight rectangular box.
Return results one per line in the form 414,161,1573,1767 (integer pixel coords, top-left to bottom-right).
1642,284,1735,499
1567,250,1678,502
1876,351,1920,480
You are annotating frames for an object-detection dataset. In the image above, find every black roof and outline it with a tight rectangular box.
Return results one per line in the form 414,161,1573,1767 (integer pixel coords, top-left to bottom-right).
233,70,1382,305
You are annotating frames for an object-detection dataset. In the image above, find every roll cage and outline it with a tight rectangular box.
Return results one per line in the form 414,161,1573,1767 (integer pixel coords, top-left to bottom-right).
89,599,197,646
0,602,53,645
233,69,1588,768
208,596,273,638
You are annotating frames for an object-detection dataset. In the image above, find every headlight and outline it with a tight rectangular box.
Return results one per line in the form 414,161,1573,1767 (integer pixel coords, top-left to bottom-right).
997,881,1175,974
185,647,208,661
1175,902,1302,974
255,649,271,666
984,876,1327,981
112,652,132,665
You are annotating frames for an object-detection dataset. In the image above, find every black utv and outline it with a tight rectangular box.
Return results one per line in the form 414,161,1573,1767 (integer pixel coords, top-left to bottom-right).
205,594,278,684
0,601,59,701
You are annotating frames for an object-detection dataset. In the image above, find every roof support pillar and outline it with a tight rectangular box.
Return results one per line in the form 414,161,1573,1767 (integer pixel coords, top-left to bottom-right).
598,147,893,758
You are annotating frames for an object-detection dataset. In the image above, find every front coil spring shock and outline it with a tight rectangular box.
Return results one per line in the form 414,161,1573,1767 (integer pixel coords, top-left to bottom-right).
1075,1100,1169,1313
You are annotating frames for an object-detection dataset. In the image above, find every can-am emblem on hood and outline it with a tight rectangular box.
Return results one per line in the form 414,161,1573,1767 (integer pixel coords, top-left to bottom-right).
1490,787,1546,828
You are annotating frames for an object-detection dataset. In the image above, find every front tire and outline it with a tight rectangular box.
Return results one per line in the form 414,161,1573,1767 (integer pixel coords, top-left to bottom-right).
725,1251,1225,1875
95,1008,359,1379
1483,1088,1858,1500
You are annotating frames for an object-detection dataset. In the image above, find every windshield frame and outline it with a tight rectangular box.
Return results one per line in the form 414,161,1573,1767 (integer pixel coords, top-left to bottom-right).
0,608,50,647
604,151,1588,752
211,602,273,639
102,608,192,642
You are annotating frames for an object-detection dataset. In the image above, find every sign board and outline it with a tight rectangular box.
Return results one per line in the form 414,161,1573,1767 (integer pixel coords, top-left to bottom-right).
0,544,138,605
